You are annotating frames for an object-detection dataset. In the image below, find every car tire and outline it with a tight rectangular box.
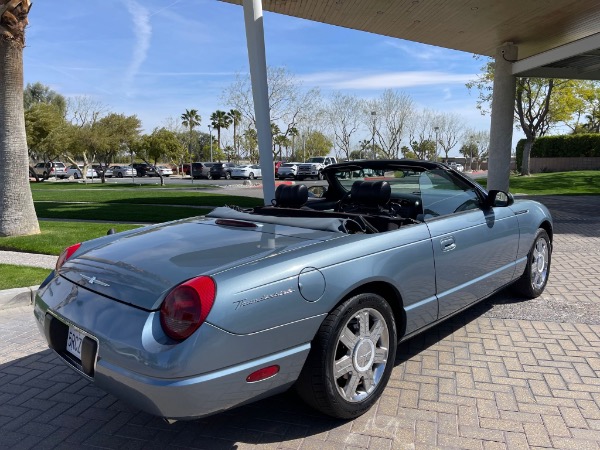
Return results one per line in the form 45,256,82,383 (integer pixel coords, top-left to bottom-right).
296,293,397,419
513,228,551,299
206,173,212,180
74,173,80,179
318,171,324,180
117,172,123,178
42,171,48,180
225,172,231,180
249,173,255,180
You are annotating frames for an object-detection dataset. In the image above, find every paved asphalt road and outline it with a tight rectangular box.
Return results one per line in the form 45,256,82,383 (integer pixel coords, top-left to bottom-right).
0,194,598,449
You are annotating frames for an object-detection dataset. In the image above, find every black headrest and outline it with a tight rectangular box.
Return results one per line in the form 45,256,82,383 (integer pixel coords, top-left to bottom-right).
275,184,308,208
350,181,391,206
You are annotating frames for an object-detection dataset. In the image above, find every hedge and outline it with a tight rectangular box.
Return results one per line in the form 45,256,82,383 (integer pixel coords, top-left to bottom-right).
516,134,600,171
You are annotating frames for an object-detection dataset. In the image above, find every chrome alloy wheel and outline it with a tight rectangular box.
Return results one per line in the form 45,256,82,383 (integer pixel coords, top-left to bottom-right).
531,236,549,290
333,308,390,403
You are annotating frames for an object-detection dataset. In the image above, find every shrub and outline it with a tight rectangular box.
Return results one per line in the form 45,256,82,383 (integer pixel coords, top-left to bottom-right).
516,134,600,171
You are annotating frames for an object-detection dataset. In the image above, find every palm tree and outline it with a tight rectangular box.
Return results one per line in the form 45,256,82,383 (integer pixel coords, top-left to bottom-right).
0,0,40,236
227,109,242,161
180,109,201,159
287,126,299,160
210,110,232,151
270,123,281,158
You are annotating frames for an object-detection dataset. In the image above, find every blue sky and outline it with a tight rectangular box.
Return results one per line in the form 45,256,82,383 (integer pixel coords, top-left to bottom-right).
24,0,497,156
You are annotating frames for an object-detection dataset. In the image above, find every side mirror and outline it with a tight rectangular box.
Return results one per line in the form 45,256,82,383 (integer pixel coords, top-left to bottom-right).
308,186,327,198
486,190,514,208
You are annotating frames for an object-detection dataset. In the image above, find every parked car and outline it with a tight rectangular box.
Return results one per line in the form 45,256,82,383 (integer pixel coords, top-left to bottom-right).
111,165,137,178
66,165,98,179
231,164,262,179
34,159,553,422
277,162,300,179
191,162,215,179
132,163,158,177
297,156,337,180
32,161,67,179
449,162,465,172
209,162,237,180
156,165,173,177
274,160,284,177
93,165,113,178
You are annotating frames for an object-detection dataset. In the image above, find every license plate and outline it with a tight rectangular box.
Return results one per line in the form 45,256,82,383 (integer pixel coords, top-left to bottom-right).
66,326,85,360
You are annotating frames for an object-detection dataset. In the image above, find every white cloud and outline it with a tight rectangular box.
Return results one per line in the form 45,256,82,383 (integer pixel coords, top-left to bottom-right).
123,0,152,96
381,40,474,62
299,71,475,90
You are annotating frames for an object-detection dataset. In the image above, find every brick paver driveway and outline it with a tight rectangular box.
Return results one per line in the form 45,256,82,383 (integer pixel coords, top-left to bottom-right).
1,195,599,449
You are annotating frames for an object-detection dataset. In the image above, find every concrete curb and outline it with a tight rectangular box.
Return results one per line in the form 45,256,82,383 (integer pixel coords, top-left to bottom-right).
0,285,39,310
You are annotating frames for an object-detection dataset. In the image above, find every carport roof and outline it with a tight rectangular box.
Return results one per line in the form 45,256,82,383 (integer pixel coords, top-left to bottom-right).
221,0,600,80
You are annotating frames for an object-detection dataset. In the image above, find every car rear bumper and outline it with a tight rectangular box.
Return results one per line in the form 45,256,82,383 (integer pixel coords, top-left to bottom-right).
34,276,314,420
93,342,309,420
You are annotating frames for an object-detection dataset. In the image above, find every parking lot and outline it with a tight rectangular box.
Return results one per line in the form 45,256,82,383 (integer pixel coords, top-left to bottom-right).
0,195,598,449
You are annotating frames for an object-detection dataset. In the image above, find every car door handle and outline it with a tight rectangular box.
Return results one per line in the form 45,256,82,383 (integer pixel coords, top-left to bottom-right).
440,237,456,252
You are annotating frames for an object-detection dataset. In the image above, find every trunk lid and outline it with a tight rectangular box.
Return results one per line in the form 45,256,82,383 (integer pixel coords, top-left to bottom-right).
60,217,339,310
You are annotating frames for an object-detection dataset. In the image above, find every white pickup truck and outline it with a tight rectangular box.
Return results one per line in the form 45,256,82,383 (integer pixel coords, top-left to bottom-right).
296,156,338,180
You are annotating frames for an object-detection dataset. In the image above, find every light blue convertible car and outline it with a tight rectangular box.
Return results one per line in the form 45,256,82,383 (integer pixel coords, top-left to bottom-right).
34,160,552,421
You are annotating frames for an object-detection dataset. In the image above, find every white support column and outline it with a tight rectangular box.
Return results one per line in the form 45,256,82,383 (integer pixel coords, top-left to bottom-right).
488,42,518,192
243,0,275,205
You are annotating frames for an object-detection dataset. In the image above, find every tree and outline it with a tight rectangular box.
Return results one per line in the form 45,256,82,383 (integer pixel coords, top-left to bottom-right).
326,92,361,161
131,128,183,186
69,113,141,183
224,66,321,145
365,90,414,159
0,0,39,236
227,109,242,161
240,127,258,163
181,109,201,166
460,129,489,171
273,134,291,160
24,82,66,116
436,112,465,162
302,130,333,158
210,110,232,151
408,109,438,160
270,122,281,158
566,81,600,133
466,57,579,175
25,103,68,161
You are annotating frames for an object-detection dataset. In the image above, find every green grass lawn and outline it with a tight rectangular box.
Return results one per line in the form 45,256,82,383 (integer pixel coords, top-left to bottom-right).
0,221,142,255
476,170,600,195
31,186,263,208
34,203,211,223
0,264,52,290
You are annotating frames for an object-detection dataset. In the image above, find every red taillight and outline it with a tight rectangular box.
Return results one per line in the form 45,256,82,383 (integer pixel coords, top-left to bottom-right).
246,365,280,383
160,276,216,341
55,243,82,271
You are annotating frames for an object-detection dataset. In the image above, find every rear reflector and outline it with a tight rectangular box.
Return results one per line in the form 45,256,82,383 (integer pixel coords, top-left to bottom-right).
246,365,280,383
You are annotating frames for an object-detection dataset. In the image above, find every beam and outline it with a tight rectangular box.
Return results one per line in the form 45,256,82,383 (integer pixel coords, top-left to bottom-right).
243,0,275,205
513,32,600,76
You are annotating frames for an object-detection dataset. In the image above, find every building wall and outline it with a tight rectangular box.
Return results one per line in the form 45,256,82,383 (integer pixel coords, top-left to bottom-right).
530,157,600,173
